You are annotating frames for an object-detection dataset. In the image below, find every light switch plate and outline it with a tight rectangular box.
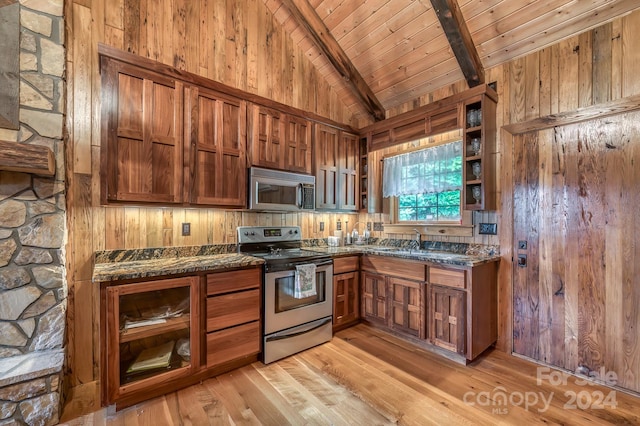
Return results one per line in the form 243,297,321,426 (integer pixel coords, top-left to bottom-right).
479,223,497,235
182,223,191,236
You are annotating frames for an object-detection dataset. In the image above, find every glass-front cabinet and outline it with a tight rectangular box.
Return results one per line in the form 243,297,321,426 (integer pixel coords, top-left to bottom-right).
103,276,200,405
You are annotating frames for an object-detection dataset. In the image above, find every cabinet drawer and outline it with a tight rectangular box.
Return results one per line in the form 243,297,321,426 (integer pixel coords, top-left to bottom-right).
207,268,261,295
206,321,260,367
207,289,260,332
333,256,359,274
361,255,425,281
429,267,466,289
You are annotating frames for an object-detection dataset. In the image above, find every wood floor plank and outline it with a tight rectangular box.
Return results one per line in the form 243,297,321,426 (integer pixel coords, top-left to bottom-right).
61,324,640,426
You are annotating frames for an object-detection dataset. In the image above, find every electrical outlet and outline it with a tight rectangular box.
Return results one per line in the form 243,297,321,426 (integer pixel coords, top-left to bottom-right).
336,221,342,231
367,222,372,231
479,223,497,235
319,222,325,231
373,222,384,231
182,222,191,236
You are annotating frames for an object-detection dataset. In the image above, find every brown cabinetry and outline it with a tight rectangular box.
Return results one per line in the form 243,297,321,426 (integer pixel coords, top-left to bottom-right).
248,104,312,174
389,277,425,339
333,256,360,331
187,87,247,207
429,285,465,355
205,268,262,368
426,263,497,361
314,124,359,211
462,93,497,210
360,255,426,340
101,267,262,409
101,276,200,407
100,57,184,204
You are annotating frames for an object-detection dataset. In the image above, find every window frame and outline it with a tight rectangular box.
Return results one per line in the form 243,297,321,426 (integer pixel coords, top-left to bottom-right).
383,137,470,227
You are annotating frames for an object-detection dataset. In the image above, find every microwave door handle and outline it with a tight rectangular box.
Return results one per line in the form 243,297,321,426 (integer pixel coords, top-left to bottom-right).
297,183,303,209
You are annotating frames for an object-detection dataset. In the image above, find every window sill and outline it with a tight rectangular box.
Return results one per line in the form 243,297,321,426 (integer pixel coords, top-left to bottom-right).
383,223,474,238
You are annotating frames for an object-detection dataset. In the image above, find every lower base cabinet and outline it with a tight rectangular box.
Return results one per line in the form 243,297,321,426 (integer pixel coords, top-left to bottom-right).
359,255,497,363
429,285,465,355
101,266,262,409
333,256,360,331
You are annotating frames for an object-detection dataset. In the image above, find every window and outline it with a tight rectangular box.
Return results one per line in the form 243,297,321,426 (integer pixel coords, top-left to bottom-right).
383,141,462,223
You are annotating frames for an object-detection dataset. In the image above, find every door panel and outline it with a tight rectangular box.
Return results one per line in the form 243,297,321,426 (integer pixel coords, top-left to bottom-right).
512,113,640,393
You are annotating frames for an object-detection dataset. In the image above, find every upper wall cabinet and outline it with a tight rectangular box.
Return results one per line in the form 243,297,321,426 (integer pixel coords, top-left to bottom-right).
314,124,359,211
186,87,247,207
101,57,184,204
248,104,283,171
248,104,312,175
284,115,313,174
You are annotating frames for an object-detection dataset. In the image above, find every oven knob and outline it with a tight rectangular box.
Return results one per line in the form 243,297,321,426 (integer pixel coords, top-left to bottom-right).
250,232,255,236
288,230,293,234
294,229,298,234
244,232,249,236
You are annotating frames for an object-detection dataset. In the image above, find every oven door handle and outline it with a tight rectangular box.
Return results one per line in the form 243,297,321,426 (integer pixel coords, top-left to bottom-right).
296,183,303,209
265,317,332,342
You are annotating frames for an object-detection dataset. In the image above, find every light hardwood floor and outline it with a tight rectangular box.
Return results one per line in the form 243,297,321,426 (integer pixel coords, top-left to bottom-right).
61,324,640,425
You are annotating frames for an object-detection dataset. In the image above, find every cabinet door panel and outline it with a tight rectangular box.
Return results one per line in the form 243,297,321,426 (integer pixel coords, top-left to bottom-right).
430,285,465,355
314,124,339,209
189,87,246,207
333,271,359,329
285,116,312,173
361,271,386,324
338,132,359,211
249,104,283,169
389,277,424,338
103,59,183,204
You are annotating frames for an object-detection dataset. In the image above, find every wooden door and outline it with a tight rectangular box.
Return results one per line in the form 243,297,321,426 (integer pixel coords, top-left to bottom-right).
430,285,465,355
361,271,386,324
389,277,424,338
188,87,246,207
333,271,359,330
101,58,183,204
285,115,312,174
314,124,339,209
248,104,283,170
338,131,359,211
512,114,640,393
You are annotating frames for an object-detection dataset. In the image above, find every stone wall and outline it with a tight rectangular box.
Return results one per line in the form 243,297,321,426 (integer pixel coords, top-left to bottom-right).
0,0,66,425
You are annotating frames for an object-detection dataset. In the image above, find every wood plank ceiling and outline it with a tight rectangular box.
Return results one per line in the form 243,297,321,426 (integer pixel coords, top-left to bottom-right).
264,0,640,121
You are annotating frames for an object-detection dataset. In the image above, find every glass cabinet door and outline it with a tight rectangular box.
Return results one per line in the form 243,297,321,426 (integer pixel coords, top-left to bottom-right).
106,276,200,400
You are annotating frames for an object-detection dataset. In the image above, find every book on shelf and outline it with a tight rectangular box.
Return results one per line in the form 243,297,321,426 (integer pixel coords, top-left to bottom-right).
126,341,175,374
123,318,167,330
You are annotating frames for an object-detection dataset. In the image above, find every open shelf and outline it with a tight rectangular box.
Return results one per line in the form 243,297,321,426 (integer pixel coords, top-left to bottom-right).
120,315,190,343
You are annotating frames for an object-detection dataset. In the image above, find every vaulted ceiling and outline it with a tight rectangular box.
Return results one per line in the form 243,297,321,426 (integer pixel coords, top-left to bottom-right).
263,0,640,121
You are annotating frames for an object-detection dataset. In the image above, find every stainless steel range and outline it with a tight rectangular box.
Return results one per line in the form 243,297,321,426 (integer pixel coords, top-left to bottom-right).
237,226,333,364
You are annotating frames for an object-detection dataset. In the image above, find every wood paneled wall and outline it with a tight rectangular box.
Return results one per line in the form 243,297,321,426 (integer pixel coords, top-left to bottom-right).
65,0,640,392
65,0,361,388
387,10,640,359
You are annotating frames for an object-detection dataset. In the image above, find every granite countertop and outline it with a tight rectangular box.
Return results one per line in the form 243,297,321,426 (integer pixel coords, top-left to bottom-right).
92,239,500,282
306,245,501,267
92,253,264,282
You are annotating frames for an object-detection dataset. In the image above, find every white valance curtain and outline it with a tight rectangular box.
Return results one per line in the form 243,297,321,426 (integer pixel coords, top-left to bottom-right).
382,141,462,198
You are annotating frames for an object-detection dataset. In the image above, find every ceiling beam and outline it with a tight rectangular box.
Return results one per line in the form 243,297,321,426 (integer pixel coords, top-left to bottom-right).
280,0,386,121
430,0,484,87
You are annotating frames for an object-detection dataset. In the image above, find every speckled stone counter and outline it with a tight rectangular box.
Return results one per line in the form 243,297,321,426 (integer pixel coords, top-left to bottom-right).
92,245,263,282
303,239,500,267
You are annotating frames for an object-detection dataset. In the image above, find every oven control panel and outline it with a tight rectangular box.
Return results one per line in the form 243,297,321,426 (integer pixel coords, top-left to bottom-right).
237,226,301,244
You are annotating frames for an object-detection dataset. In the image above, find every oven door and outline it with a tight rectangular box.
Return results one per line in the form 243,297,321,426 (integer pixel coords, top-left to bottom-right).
264,260,333,334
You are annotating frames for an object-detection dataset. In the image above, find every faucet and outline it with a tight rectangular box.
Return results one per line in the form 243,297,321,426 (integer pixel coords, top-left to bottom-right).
412,228,421,251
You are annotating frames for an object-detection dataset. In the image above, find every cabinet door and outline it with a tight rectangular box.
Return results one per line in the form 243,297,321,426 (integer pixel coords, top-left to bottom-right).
285,115,312,174
337,131,359,211
101,58,183,204
103,276,199,405
314,124,339,209
248,104,283,170
389,277,425,338
361,271,386,324
188,87,246,207
430,285,466,355
333,271,359,329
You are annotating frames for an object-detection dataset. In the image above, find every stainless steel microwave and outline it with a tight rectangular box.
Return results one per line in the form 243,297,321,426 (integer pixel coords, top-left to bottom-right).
248,167,315,211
